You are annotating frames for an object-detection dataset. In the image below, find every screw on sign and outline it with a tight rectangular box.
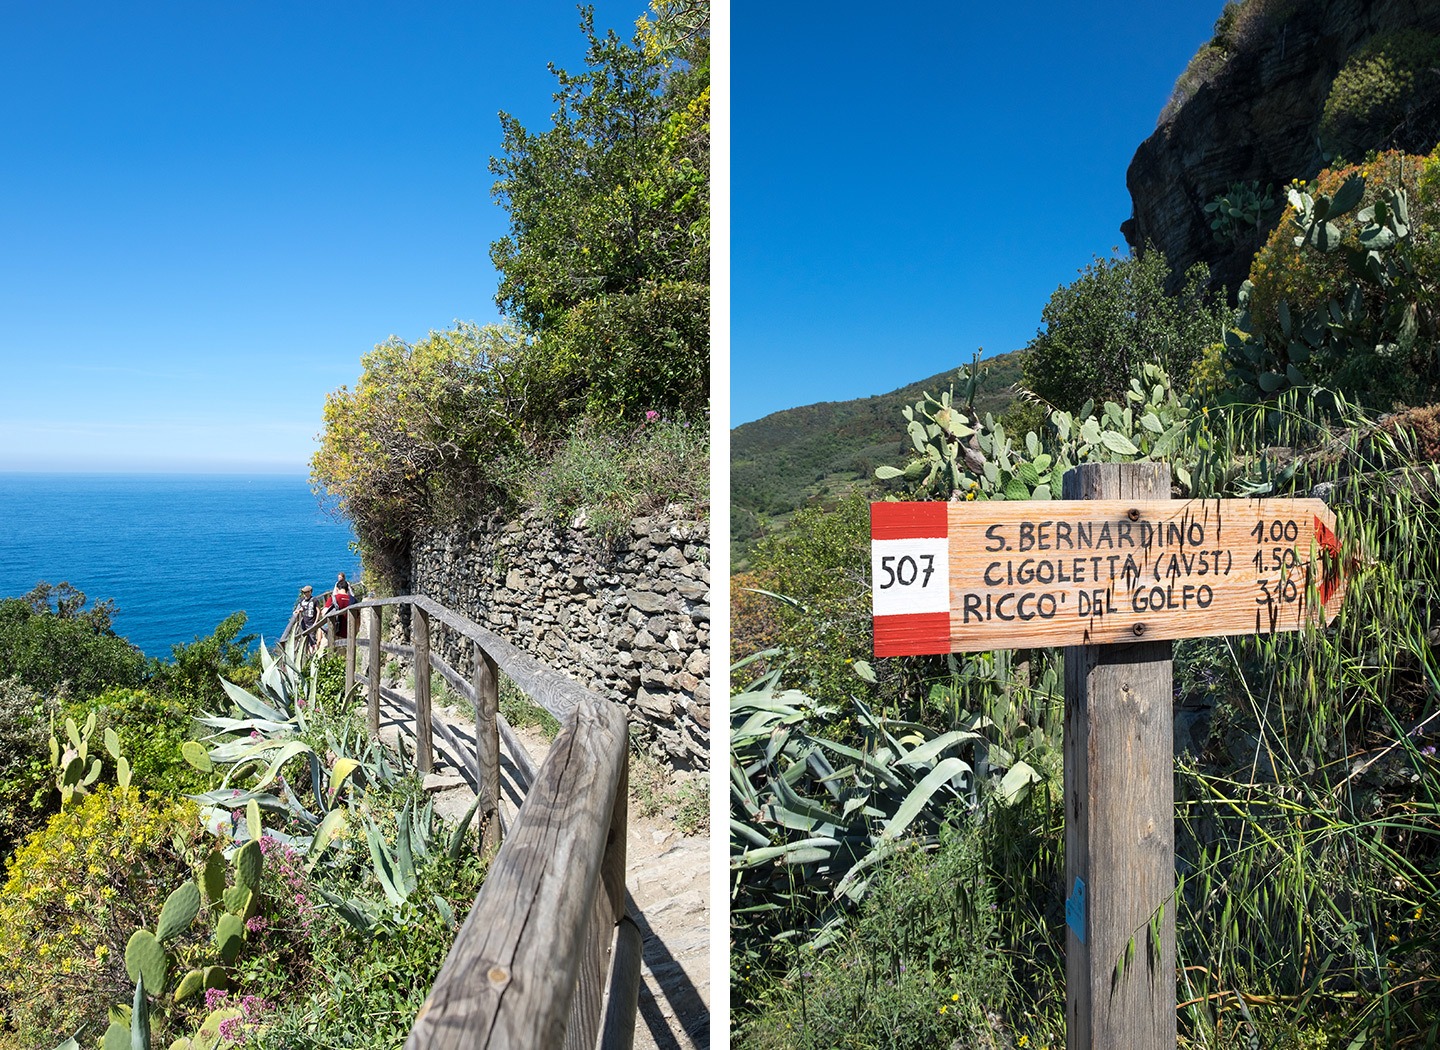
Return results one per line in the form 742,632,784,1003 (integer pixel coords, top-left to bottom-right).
871,476,1346,1050
870,497,1344,655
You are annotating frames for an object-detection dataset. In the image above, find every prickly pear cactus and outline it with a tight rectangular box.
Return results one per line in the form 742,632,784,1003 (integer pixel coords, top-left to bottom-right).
156,882,202,943
124,928,169,994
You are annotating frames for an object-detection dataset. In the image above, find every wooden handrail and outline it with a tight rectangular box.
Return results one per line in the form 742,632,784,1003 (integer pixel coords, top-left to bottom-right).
312,592,639,1049
405,695,629,1049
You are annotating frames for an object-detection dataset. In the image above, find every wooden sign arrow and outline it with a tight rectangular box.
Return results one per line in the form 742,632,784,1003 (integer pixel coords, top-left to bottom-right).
872,498,1344,656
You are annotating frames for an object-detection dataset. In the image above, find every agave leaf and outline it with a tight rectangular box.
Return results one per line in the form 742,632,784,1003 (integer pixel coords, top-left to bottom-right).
732,837,841,869
364,819,408,906
219,677,288,724
996,760,1043,806
879,758,970,842
892,730,982,769
308,808,348,866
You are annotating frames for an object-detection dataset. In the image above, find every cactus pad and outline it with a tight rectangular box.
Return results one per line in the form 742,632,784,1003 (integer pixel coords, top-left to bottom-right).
214,912,245,964
181,741,213,772
174,967,205,1002
234,839,262,891
104,726,122,760
202,849,226,904
157,882,201,943
124,928,168,994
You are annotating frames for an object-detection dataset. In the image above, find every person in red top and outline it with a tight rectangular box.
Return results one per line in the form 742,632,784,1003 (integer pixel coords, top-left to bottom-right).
323,572,353,649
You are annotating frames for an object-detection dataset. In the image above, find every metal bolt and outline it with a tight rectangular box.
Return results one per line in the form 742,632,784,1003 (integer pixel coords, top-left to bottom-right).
1132,623,1147,636
1127,508,1141,521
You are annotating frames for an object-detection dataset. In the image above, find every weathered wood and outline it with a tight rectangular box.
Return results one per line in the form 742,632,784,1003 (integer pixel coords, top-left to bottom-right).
872,497,1344,654
367,606,383,739
393,647,538,792
413,606,434,775
597,916,643,1050
1063,463,1177,1050
405,695,629,1050
474,640,503,858
344,608,358,696
565,747,630,1050
345,595,595,724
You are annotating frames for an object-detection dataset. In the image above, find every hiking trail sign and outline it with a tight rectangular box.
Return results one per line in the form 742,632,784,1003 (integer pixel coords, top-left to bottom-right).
870,495,1344,656
873,466,1347,1050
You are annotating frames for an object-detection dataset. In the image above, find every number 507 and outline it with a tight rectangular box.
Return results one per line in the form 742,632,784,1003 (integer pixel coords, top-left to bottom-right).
878,554,936,590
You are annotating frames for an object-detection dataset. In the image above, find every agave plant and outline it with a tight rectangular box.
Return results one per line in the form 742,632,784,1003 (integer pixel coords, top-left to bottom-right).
733,665,1039,946
185,637,385,861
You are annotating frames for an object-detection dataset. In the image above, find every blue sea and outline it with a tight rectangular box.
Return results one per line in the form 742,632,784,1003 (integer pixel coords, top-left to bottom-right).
0,474,361,658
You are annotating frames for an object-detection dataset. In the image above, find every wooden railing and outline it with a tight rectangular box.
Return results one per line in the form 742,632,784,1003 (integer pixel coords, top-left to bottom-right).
314,595,641,1049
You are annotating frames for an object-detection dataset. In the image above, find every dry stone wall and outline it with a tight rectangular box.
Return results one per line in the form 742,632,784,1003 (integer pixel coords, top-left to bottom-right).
404,506,710,771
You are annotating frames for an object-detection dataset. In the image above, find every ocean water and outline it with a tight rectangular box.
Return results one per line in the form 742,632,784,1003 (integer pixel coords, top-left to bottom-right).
0,474,361,658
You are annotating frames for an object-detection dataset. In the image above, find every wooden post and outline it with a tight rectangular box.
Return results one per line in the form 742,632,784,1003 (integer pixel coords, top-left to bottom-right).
367,605,383,739
414,605,434,774
344,608,358,697
472,640,502,858
1063,462,1177,1049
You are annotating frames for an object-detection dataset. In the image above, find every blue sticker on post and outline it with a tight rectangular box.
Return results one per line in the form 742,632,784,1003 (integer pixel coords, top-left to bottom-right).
1065,877,1086,944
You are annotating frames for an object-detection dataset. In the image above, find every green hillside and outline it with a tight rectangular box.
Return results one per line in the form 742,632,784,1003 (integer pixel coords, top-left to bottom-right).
731,349,1025,567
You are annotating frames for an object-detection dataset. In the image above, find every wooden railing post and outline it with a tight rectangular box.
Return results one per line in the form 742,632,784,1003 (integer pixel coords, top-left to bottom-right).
344,608,358,697
472,640,502,857
413,604,434,774
367,605,383,739
1063,462,1177,1049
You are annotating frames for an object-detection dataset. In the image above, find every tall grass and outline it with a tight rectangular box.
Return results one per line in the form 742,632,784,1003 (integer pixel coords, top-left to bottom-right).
733,385,1440,1046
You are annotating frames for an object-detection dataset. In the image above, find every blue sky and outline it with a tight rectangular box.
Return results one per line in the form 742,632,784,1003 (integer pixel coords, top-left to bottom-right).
730,1,1229,425
0,1,649,472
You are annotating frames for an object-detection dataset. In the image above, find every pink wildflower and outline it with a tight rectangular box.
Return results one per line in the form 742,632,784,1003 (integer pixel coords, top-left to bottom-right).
645,410,660,422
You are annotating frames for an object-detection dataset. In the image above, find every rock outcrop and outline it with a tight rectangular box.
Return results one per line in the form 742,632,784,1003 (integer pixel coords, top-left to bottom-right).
402,506,709,771
1123,0,1440,297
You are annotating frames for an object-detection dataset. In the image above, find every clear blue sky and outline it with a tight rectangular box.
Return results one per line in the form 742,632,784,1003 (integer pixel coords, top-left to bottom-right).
0,1,649,472
731,1,1228,426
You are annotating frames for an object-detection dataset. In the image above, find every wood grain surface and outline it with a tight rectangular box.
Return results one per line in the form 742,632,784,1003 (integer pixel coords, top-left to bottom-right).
873,495,1344,653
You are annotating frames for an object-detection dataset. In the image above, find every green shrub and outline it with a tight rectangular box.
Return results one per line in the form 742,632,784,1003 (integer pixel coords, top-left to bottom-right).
742,492,874,700
526,415,709,537
1320,30,1440,159
737,810,1064,1049
0,677,57,855
66,687,211,798
0,786,203,1042
311,323,531,582
1238,149,1440,405
152,610,260,709
0,583,145,700
539,280,709,428
1020,250,1226,413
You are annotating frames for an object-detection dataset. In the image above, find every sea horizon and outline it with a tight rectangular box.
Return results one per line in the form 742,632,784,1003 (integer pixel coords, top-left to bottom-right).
0,472,361,659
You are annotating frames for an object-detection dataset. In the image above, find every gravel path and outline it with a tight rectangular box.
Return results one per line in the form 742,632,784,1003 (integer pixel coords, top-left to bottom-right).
370,687,710,1049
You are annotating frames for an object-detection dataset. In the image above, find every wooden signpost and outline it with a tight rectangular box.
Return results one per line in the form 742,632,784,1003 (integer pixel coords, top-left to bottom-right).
871,463,1346,1049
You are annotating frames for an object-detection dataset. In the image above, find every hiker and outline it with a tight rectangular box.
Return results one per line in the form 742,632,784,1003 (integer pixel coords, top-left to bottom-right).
323,573,353,649
293,584,320,655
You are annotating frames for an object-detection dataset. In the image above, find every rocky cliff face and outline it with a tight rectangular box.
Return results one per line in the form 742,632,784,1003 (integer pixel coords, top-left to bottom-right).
404,507,710,771
1123,0,1440,296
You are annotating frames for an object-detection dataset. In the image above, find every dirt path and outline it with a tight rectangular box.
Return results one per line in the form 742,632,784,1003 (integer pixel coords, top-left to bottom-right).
372,689,710,1049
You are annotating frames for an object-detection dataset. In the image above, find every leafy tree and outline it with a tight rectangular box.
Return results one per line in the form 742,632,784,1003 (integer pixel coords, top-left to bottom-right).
0,583,145,700
310,323,529,581
1021,250,1227,412
489,7,709,332
150,610,259,709
527,279,709,428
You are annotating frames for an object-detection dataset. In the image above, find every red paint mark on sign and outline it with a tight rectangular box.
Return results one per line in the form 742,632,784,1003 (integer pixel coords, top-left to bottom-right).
875,612,950,657
871,503,952,655
1314,515,1342,604
871,500,947,540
